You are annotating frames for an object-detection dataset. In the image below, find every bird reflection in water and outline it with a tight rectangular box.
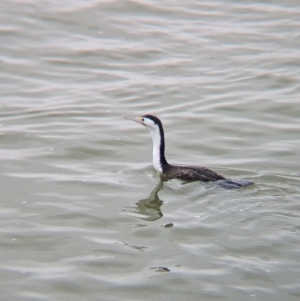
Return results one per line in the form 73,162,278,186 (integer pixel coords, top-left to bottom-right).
124,180,164,221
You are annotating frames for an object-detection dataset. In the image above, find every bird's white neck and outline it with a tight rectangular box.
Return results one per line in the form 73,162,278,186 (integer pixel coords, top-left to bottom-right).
148,127,163,173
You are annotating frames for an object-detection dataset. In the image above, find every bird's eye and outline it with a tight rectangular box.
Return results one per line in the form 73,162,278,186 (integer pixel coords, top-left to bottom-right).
141,118,144,121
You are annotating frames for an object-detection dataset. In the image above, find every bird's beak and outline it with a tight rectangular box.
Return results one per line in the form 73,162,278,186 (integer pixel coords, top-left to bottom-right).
124,115,145,126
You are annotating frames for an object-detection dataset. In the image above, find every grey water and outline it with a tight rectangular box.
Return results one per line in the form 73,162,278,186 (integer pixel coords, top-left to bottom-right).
1,1,300,300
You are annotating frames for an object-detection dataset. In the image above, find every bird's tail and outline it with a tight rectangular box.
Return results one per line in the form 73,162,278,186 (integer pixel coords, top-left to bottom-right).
216,178,253,190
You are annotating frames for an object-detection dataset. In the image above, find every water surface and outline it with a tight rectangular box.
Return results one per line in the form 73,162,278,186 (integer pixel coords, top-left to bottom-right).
1,1,300,300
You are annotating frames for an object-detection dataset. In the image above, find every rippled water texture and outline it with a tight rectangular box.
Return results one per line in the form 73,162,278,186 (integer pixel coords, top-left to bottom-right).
1,0,300,300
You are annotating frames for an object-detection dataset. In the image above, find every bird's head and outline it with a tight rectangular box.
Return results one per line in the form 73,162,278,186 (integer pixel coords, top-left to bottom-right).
124,114,163,132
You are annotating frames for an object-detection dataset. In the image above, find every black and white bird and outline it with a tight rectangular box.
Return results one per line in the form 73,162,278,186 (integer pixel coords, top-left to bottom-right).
125,114,253,189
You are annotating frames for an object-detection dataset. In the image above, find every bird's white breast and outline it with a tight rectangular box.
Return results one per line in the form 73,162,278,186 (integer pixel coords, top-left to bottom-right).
148,126,163,173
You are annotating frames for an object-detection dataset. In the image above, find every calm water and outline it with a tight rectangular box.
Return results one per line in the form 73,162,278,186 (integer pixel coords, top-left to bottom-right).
1,0,300,300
